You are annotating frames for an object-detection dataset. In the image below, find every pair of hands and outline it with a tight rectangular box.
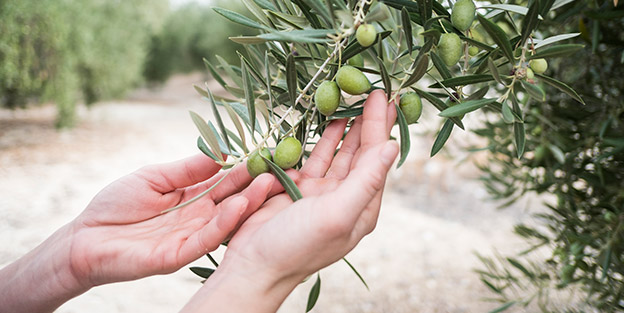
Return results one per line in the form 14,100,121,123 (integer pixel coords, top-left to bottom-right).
0,90,397,313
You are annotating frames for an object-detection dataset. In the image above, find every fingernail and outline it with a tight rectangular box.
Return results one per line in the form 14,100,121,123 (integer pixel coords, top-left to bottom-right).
381,141,399,166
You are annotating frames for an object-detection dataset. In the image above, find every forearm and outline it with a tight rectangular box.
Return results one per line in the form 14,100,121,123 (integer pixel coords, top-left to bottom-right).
0,223,89,313
180,260,302,313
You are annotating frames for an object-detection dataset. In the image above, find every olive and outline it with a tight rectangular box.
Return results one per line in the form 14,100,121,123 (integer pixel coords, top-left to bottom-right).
526,68,535,80
399,92,423,124
451,0,476,31
335,65,371,95
356,24,376,47
529,58,548,74
468,46,479,56
246,148,272,178
315,81,341,116
438,33,463,67
274,137,302,169
347,54,364,67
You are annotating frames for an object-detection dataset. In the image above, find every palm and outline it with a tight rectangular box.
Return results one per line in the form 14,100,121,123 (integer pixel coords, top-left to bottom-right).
224,90,398,279
68,155,275,287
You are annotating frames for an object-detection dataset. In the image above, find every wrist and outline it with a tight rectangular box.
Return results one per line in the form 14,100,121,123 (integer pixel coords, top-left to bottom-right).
181,255,303,313
0,223,90,313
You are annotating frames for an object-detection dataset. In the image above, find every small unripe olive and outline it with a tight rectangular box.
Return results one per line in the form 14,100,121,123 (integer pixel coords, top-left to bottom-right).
356,24,377,47
604,211,616,223
399,92,423,124
438,33,463,67
529,58,548,74
526,68,535,80
274,137,302,169
315,81,341,116
451,0,476,31
347,54,364,67
246,148,272,178
335,65,371,95
468,46,479,56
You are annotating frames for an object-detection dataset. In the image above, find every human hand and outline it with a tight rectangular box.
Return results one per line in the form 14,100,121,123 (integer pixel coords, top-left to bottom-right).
181,90,398,312
68,154,277,288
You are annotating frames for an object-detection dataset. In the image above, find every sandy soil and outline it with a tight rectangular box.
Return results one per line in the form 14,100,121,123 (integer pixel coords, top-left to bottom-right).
0,73,540,312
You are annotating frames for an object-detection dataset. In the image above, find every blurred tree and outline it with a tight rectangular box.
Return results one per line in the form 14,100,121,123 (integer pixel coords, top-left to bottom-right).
474,1,624,311
143,1,254,83
0,0,168,127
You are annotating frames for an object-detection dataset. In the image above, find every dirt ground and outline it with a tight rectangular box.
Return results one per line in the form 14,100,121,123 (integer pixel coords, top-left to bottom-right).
0,74,540,312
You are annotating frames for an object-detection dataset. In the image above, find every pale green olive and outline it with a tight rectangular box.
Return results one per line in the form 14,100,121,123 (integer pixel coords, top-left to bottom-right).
274,137,302,169
335,65,371,95
529,58,548,74
438,33,463,67
246,148,272,178
399,92,423,124
315,81,341,116
356,24,377,47
451,0,476,31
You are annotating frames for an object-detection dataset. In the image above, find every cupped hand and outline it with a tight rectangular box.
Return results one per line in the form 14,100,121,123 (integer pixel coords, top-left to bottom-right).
221,89,398,284
67,154,278,288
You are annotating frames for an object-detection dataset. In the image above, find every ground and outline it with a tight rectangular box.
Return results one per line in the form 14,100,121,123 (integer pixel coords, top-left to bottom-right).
0,74,540,312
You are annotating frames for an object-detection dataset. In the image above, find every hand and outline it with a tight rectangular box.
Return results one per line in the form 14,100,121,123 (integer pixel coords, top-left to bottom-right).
182,90,398,313
68,154,276,287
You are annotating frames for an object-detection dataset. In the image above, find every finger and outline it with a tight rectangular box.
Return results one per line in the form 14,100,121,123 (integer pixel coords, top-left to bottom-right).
267,169,301,197
196,163,253,203
138,154,222,193
324,141,398,229
300,119,348,178
326,117,362,179
361,89,390,148
233,173,275,221
177,197,249,262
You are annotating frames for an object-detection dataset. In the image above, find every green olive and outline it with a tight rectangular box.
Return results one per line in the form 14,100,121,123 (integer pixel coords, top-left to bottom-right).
438,33,463,67
274,137,302,169
347,54,364,67
468,46,479,56
315,81,341,116
246,148,272,178
356,24,377,47
451,0,476,31
526,68,535,80
529,58,548,74
399,92,423,124
335,65,371,95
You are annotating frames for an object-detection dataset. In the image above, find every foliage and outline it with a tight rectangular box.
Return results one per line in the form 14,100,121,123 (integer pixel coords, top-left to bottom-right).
179,0,597,310
474,1,624,312
0,0,167,127
143,1,255,83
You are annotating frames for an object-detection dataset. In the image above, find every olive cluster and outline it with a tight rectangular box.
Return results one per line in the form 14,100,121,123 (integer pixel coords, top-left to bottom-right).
246,137,303,177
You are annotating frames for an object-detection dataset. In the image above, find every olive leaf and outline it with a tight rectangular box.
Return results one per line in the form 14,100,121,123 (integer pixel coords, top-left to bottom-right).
477,14,515,63
262,154,303,201
189,267,215,279
414,89,465,130
395,104,411,168
190,111,224,162
306,274,322,312
376,57,392,100
429,74,494,88
536,73,585,104
431,119,454,157
527,44,585,59
520,80,546,102
402,54,429,88
439,98,498,118
430,52,452,80
401,7,413,55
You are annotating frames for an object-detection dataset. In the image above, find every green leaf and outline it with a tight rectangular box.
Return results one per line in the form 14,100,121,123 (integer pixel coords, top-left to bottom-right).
402,55,428,88
242,61,256,143
513,120,525,158
395,104,411,168
223,102,248,153
430,52,452,80
414,89,465,130
520,80,546,102
439,98,498,117
528,44,585,59
520,0,541,45
507,257,534,278
190,111,224,162
489,301,515,313
189,267,215,279
482,4,530,16
601,246,612,281
262,155,303,201
306,274,322,312
197,137,220,162
259,29,333,43
548,144,565,163
376,57,392,100
207,88,232,154
429,74,494,88
286,54,297,106
203,58,227,89
431,119,454,157
535,73,585,104
342,258,369,290
213,7,268,30
501,101,514,124
534,33,580,49
477,14,514,63
487,57,503,85
332,107,363,118
401,7,413,55
481,278,502,294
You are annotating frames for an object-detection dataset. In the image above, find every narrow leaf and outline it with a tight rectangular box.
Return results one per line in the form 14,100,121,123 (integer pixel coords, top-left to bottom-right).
306,274,322,312
431,119,454,157
536,73,585,104
332,107,364,118
203,58,227,88
223,102,248,153
520,80,546,102
501,101,514,124
376,58,392,100
401,7,413,55
415,89,465,130
520,0,541,45
403,55,429,87
395,104,411,168
207,89,232,154
430,52,452,80
487,57,503,85
190,111,224,162
429,74,494,88
286,53,297,106
242,61,256,143
342,258,369,290
262,155,303,201
439,98,498,117
213,7,268,30
489,301,516,313
534,33,580,49
197,137,220,162
189,267,215,279
477,14,515,63
528,44,585,59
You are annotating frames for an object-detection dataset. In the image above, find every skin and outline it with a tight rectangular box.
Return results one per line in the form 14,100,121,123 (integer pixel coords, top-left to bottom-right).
0,154,280,313
182,89,398,313
0,89,399,313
